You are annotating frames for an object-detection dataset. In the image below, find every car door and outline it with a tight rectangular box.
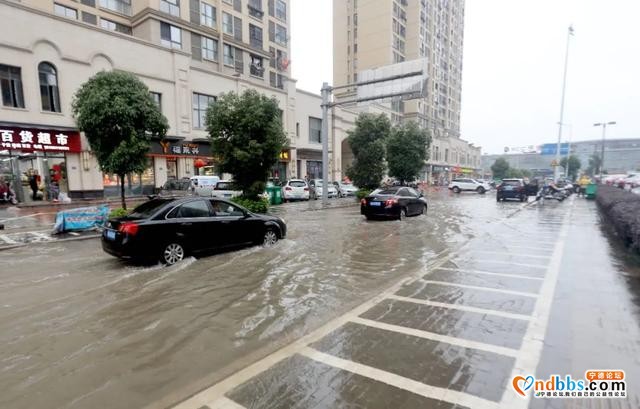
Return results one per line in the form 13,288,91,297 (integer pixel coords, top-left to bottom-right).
166,199,216,252
397,188,414,214
210,200,254,246
407,187,422,214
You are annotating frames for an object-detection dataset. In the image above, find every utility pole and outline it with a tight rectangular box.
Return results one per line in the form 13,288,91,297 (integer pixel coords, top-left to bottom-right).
320,82,330,203
554,26,574,182
594,121,616,180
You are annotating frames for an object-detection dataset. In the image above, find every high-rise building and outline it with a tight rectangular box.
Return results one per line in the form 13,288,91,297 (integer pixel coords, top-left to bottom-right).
334,0,477,183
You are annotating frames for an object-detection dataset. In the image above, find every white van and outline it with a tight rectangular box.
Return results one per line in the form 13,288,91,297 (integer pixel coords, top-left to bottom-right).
190,175,220,196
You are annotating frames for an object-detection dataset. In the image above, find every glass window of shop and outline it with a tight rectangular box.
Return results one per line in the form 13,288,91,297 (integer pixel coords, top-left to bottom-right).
11,152,67,203
103,159,156,197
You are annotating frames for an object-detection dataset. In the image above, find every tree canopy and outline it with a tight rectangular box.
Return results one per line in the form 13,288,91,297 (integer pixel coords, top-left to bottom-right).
560,155,582,180
72,71,168,209
491,158,510,179
206,89,287,200
586,153,602,176
346,113,390,190
386,121,431,185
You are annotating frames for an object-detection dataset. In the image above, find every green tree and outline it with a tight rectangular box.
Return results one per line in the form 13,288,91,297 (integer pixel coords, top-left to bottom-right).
346,113,391,190
491,158,510,179
586,153,602,176
386,121,431,185
73,71,168,209
560,155,582,180
206,89,287,200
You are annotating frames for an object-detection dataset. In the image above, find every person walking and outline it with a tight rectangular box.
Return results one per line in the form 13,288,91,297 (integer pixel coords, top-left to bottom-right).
28,170,41,200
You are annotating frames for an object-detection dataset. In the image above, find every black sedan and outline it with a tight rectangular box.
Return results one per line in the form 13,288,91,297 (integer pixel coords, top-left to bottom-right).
102,197,286,265
361,187,427,220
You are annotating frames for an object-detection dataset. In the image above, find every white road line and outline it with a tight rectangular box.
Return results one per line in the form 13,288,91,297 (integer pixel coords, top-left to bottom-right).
387,294,532,321
419,280,539,298
435,267,544,281
300,347,502,409
350,317,520,358
469,250,551,259
0,234,18,244
208,397,247,409
0,212,49,222
30,232,52,241
500,200,573,408
462,259,548,269
502,244,555,251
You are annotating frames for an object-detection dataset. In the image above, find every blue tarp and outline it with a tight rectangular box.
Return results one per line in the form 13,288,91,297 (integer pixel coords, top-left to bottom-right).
52,205,109,234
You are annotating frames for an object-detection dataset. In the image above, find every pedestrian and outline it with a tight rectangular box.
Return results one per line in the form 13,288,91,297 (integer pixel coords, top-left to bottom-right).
28,170,41,200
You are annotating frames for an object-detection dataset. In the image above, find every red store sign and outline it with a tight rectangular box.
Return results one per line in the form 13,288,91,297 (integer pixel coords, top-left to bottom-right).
0,127,81,153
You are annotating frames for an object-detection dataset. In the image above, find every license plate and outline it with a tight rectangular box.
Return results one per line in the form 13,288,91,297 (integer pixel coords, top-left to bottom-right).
505,186,513,191
105,230,116,241
224,194,231,197
370,201,381,207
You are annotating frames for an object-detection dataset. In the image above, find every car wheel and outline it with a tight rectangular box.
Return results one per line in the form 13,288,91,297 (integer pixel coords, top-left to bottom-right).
399,208,407,221
422,204,428,215
263,228,279,247
161,242,185,266
496,195,501,202
520,195,526,202
452,186,461,194
477,187,486,194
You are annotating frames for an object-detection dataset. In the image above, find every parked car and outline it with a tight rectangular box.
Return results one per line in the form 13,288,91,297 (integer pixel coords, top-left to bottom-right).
309,179,338,199
102,197,287,265
496,178,527,202
159,178,193,197
361,186,427,220
333,181,358,197
211,180,242,199
190,175,220,196
281,179,310,201
448,178,491,194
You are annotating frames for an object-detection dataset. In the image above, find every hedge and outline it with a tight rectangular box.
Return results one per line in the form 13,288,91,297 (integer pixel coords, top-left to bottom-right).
232,196,270,214
596,184,640,253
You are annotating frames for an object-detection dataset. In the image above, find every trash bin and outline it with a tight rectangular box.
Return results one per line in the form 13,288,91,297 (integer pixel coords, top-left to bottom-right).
585,183,597,200
267,185,282,205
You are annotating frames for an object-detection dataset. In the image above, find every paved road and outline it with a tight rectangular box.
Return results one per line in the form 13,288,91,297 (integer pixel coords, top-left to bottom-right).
1,192,638,409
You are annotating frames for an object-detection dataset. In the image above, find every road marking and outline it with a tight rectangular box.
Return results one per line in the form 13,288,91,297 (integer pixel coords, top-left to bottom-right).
436,267,544,281
0,234,18,244
462,259,548,269
0,212,49,222
299,346,502,409
469,250,551,259
419,280,539,298
502,244,555,252
209,397,247,409
30,232,52,241
387,294,532,321
500,200,572,408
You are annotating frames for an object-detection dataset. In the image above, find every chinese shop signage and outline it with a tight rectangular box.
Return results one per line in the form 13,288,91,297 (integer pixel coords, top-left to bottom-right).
0,127,82,153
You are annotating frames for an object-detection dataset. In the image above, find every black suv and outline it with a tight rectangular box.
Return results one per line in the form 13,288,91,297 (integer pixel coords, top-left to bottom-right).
496,179,527,202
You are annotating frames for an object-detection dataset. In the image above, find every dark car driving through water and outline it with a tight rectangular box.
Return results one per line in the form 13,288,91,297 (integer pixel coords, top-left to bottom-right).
360,186,428,220
102,197,286,265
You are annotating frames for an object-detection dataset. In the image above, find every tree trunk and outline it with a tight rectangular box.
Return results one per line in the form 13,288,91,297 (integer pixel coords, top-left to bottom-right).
120,174,126,210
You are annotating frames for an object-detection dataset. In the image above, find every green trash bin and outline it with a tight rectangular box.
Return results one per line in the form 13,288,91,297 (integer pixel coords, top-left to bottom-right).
585,183,597,199
267,185,282,205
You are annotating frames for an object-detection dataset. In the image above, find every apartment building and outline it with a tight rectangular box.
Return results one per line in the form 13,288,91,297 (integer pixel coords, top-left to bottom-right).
0,0,297,201
333,0,480,182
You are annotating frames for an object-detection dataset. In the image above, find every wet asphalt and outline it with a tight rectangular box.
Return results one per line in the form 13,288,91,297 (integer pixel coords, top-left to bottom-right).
1,191,639,409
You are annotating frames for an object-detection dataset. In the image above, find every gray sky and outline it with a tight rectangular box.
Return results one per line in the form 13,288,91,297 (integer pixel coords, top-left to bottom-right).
292,0,640,154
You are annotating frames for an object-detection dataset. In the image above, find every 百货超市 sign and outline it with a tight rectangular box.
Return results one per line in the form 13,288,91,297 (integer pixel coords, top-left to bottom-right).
0,127,82,153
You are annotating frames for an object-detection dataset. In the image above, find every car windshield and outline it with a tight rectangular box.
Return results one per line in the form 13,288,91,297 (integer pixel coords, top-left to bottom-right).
290,181,306,187
377,189,399,195
502,180,521,186
128,199,172,218
162,179,190,190
215,182,236,190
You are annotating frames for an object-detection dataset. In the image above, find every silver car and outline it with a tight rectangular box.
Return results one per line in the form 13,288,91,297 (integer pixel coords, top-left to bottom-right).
310,179,338,199
333,181,358,197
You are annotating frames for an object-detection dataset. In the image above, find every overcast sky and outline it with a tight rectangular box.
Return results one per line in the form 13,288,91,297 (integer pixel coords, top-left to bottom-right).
292,0,640,154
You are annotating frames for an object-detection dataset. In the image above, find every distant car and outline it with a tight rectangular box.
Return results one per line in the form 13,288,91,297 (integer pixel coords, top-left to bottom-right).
102,197,287,265
190,175,220,196
496,178,527,202
159,178,192,197
310,179,338,199
361,186,427,220
448,178,491,194
211,180,242,199
282,179,310,201
333,181,358,197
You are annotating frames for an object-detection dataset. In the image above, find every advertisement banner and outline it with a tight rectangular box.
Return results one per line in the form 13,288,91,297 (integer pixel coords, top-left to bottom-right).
0,127,81,153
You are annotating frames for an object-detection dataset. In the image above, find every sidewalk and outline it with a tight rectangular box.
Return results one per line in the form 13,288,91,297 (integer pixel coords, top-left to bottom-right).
15,195,149,209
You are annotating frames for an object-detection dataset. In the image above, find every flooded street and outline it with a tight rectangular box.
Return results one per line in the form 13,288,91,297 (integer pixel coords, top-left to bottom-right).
1,193,639,409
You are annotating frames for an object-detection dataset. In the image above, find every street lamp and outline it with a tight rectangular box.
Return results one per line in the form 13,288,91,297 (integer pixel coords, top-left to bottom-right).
593,121,616,180
554,26,574,182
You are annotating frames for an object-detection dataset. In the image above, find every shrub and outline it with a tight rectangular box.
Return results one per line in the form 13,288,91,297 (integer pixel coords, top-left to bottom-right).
596,185,640,253
356,189,372,201
232,196,270,214
109,207,130,219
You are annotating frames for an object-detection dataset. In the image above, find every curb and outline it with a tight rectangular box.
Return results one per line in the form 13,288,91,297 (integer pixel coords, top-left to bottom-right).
0,232,101,252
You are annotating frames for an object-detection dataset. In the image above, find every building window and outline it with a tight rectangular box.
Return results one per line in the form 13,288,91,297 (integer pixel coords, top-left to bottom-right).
222,12,234,35
100,18,132,34
160,22,182,49
54,3,77,19
99,0,131,16
309,117,321,143
250,54,264,77
38,62,61,113
248,0,264,19
274,23,287,45
150,92,162,111
192,92,216,129
82,12,97,25
223,44,235,66
296,122,299,137
160,0,180,17
202,36,218,60
269,71,284,89
249,24,263,49
275,0,286,21
200,2,216,27
0,64,25,108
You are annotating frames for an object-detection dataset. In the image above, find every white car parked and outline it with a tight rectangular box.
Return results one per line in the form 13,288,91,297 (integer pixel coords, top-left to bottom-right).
282,179,310,201
333,181,358,197
310,179,338,199
210,180,242,199
448,178,491,194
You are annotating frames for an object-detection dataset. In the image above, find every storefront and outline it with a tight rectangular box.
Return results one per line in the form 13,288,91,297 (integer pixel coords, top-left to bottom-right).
270,149,291,181
431,165,450,186
0,124,81,202
297,148,323,179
